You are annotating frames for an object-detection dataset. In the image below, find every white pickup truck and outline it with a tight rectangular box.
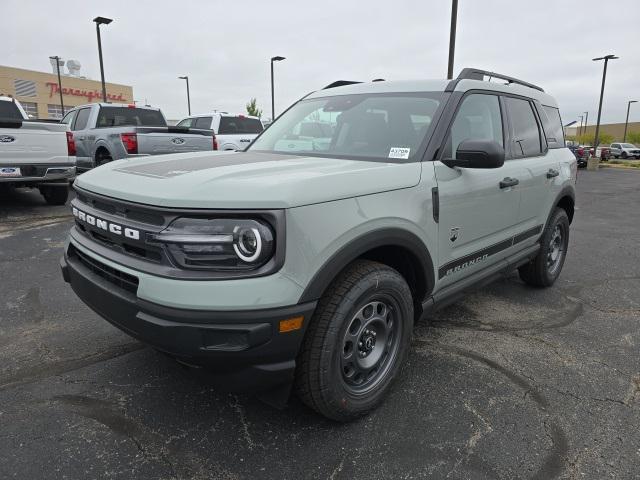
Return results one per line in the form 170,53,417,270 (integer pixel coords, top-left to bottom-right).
176,113,263,150
0,97,75,205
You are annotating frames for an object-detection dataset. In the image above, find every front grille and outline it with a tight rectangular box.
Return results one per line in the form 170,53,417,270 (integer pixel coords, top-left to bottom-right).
70,244,139,294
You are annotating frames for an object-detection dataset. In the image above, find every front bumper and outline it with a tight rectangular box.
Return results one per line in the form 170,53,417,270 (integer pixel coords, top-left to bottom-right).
60,245,316,393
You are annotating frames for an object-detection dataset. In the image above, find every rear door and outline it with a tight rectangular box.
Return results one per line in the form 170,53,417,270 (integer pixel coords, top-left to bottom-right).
69,107,93,169
433,92,523,287
502,96,561,236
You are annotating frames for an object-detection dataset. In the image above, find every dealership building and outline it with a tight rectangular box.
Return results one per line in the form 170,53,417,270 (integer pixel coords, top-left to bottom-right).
0,61,133,120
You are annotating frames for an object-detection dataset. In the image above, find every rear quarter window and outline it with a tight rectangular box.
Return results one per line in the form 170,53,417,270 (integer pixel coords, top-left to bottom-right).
97,107,166,127
540,105,565,149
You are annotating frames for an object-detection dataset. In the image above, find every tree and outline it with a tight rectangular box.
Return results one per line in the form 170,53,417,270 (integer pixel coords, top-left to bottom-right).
577,133,613,146
246,98,262,118
626,131,640,145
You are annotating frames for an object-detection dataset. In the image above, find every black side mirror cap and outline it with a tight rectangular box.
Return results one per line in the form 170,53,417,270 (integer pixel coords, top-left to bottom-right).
442,139,505,169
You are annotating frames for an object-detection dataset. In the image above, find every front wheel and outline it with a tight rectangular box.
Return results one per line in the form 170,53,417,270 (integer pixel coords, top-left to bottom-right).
519,208,569,287
621,152,628,159
295,260,414,422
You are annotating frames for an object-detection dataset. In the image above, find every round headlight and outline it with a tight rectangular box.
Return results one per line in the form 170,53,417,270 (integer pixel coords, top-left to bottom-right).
233,226,262,262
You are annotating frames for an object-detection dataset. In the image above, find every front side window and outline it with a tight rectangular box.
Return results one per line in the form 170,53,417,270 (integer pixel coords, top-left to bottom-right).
249,93,442,161
442,93,503,159
621,143,635,148
194,117,213,129
177,118,195,128
505,97,542,157
73,108,91,131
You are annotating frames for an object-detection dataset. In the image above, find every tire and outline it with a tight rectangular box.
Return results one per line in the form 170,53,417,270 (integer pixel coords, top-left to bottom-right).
41,185,69,205
518,208,569,287
621,151,628,159
295,260,414,422
95,149,113,167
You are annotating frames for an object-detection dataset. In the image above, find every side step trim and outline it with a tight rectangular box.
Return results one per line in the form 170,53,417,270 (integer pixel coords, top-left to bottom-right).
419,243,540,321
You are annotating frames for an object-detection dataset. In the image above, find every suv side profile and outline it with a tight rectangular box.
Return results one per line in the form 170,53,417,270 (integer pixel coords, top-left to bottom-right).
61,68,576,421
610,142,640,159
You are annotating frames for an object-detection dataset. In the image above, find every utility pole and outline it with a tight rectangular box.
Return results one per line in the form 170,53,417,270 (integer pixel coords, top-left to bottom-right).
49,56,64,115
93,16,113,102
447,0,459,79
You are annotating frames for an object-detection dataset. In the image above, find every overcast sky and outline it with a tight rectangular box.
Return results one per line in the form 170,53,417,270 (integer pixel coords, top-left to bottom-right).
4,0,639,124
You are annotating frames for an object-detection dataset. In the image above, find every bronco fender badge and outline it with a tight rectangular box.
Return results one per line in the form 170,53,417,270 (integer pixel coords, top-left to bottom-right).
450,227,460,243
0,135,16,143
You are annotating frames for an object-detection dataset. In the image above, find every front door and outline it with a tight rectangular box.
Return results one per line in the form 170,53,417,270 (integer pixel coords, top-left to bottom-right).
433,92,522,288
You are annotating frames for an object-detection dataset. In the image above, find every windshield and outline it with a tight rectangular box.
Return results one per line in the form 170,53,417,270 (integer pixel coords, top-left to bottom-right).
218,116,263,134
96,107,166,127
621,143,636,148
249,93,443,161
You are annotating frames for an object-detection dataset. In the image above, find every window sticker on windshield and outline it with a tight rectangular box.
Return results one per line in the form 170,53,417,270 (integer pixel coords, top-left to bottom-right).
389,147,410,159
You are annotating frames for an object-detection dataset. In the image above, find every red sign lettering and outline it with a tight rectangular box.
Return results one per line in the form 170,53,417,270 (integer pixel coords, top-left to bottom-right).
46,82,127,102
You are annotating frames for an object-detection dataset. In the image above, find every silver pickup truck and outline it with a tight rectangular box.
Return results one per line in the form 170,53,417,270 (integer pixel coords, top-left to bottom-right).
62,104,215,171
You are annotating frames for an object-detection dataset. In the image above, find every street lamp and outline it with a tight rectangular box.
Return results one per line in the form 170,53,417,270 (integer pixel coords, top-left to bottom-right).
49,56,64,116
270,56,285,121
178,76,191,115
93,16,113,103
578,115,584,138
623,100,637,142
447,0,459,79
582,111,588,137
590,54,618,169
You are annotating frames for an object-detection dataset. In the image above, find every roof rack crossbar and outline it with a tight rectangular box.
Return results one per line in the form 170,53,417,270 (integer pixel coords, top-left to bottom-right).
456,68,544,92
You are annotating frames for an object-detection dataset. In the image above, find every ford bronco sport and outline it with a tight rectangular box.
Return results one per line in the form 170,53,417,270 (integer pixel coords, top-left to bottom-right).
61,68,577,421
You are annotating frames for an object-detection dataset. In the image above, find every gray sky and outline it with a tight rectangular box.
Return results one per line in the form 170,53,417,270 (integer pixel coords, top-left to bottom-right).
4,0,640,124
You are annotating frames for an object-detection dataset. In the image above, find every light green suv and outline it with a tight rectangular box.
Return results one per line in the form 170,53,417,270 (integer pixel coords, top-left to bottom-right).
61,68,577,421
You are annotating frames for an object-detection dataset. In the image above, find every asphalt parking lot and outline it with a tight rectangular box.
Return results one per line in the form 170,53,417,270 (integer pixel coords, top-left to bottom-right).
0,168,639,480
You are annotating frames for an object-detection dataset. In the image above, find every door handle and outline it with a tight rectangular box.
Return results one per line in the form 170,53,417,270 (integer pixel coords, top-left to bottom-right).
500,177,519,189
546,168,560,178
76,136,85,140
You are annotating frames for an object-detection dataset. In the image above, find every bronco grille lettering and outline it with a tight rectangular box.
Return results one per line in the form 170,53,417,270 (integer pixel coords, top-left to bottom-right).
72,207,140,240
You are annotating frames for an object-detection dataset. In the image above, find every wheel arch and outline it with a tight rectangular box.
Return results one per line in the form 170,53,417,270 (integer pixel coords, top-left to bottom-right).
554,186,575,224
298,228,435,317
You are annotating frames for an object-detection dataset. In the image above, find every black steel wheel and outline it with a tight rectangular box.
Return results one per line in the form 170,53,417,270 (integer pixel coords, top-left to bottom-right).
519,208,570,287
295,260,413,422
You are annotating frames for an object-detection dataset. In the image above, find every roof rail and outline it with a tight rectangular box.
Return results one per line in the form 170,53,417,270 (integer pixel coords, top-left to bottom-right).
448,68,544,93
323,80,362,90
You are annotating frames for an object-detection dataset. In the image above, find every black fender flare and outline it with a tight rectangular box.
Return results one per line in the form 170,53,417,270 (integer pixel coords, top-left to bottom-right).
551,185,576,224
298,228,435,304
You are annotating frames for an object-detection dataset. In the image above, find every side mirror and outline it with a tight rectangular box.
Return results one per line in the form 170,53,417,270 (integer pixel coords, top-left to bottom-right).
442,140,505,169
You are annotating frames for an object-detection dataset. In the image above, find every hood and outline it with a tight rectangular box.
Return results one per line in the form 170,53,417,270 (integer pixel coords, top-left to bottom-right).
74,151,422,209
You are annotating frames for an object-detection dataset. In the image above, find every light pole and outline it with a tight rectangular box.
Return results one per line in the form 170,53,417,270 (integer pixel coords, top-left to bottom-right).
578,115,584,139
583,111,588,137
623,100,637,142
93,16,113,103
590,54,618,169
270,56,285,121
178,76,191,115
49,56,64,115
447,0,459,79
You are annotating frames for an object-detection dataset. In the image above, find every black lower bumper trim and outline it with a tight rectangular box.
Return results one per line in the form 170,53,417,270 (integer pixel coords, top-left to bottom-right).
61,249,316,393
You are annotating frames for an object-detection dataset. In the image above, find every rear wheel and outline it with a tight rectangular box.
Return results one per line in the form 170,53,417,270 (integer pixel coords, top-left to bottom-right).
621,151,628,159
40,185,69,205
519,208,569,287
95,149,113,167
295,260,413,422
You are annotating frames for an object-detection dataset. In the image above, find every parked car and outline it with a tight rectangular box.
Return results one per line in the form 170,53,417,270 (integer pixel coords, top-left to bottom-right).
589,145,611,160
610,142,640,159
176,113,263,151
62,104,216,171
61,68,576,421
574,145,589,168
0,96,75,204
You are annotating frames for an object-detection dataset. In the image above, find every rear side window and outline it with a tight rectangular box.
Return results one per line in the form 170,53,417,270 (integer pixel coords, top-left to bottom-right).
505,97,542,157
539,105,565,149
0,100,23,119
176,118,194,128
443,93,503,159
61,110,77,126
218,116,263,134
194,117,213,129
96,107,166,127
73,108,91,131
